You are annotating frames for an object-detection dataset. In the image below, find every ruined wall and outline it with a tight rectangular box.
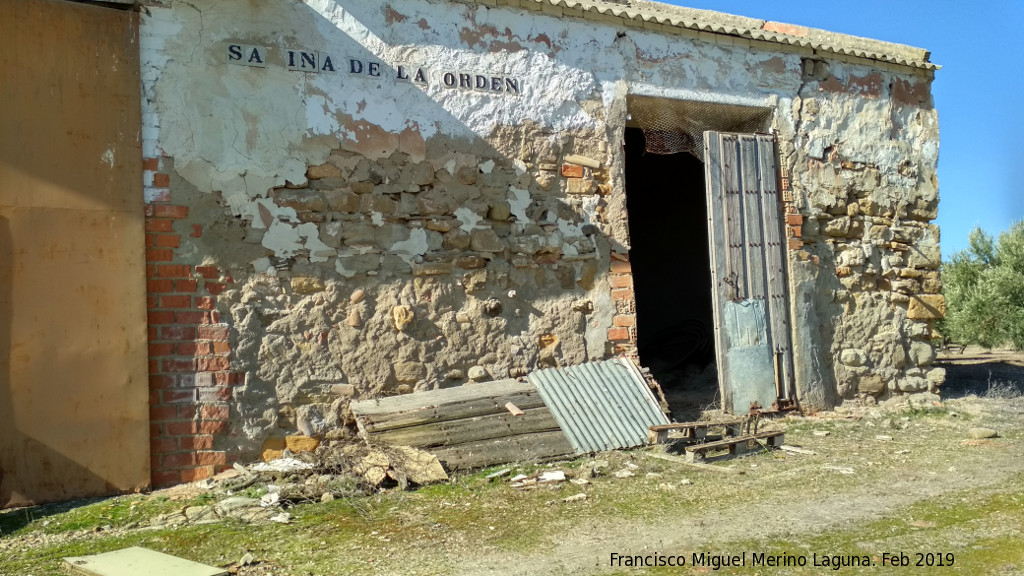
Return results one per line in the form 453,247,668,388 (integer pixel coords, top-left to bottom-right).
139,0,940,484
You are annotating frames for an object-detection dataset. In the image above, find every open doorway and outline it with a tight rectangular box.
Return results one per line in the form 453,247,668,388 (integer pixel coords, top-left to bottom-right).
624,127,717,421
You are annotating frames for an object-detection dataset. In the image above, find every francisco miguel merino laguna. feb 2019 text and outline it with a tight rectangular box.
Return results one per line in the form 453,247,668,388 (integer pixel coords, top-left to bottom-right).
607,551,937,570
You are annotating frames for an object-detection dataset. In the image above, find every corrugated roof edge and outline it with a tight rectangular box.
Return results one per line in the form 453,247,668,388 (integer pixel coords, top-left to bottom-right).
456,0,938,71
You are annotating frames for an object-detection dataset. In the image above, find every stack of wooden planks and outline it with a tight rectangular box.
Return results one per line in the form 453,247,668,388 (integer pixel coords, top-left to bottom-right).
350,379,574,470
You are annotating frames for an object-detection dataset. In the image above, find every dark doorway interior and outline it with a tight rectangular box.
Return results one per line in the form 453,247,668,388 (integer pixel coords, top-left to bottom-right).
624,128,717,421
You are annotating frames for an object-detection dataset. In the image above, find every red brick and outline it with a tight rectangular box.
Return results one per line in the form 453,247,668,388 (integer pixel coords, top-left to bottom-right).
149,326,158,340
162,357,197,373
607,327,630,341
165,421,198,435
786,213,804,227
161,325,196,341
610,260,632,274
146,248,173,262
180,435,214,450
613,314,635,327
152,469,179,487
198,421,229,435
163,390,196,405
198,325,230,341
148,342,175,357
175,279,198,292
177,405,198,420
150,406,179,423
198,386,232,402
216,372,246,386
176,311,208,324
610,288,634,301
147,188,172,203
177,342,210,356
205,282,227,295
608,275,632,289
788,238,804,250
147,295,157,309
148,279,175,293
159,295,192,309
150,375,175,389
195,296,215,310
209,311,222,323
196,266,220,279
199,357,231,372
146,219,174,233
148,310,175,325
143,157,160,171
153,204,188,219
190,224,203,238
200,405,230,421
144,204,155,218
152,173,171,187
157,264,191,278
197,451,226,467
561,164,584,178
149,358,160,374
212,341,231,355
156,234,180,248
790,226,802,238
145,234,156,248
180,467,214,483
162,452,196,468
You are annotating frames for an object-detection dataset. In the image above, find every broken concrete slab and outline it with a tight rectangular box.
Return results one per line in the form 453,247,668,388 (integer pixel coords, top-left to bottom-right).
65,547,226,576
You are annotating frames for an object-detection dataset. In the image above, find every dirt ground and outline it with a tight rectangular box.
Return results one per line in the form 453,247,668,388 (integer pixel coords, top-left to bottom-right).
3,348,1024,575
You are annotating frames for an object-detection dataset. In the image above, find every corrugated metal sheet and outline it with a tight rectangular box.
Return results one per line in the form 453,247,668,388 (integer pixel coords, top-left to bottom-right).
528,359,669,454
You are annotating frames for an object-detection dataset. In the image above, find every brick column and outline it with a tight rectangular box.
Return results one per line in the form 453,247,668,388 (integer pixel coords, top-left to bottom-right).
144,157,237,487
608,252,638,358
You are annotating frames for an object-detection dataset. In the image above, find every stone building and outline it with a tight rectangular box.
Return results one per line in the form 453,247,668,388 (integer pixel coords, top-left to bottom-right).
134,0,943,486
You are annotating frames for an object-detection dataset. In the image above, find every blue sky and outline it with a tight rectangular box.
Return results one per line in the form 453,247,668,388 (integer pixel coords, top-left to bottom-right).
661,1,1023,257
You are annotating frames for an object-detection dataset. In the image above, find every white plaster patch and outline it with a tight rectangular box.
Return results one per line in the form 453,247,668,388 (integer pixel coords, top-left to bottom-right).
513,158,527,176
370,211,384,226
391,228,429,263
444,159,457,175
262,220,305,256
325,221,342,237
251,257,273,274
101,147,115,168
478,159,495,174
249,198,298,230
508,186,530,224
454,207,486,232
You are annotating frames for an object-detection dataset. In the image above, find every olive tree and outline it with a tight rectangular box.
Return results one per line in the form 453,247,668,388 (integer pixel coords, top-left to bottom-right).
941,222,1024,349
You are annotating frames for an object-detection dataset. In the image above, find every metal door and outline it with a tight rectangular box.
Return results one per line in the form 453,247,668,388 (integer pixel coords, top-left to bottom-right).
704,132,795,413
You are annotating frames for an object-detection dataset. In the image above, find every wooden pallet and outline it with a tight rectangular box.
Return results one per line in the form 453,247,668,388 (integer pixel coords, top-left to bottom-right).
684,430,785,463
647,420,744,445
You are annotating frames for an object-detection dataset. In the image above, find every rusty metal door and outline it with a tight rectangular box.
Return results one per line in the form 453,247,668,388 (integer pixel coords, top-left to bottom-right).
704,132,795,413
0,0,148,506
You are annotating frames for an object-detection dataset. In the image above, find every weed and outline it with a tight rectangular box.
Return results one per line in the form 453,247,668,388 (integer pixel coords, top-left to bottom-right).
985,371,1023,399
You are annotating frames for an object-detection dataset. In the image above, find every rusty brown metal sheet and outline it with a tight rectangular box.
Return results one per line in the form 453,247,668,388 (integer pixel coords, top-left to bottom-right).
0,0,148,507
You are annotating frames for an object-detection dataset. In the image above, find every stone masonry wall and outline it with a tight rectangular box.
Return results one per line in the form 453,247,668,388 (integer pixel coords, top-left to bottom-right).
139,0,941,485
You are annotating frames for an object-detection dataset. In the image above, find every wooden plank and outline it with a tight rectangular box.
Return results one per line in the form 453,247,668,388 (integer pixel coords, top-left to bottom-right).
647,420,743,444
351,379,532,415
430,430,575,470
740,135,766,300
685,431,785,462
371,407,561,448
645,451,745,475
353,387,547,433
722,135,746,301
704,131,731,412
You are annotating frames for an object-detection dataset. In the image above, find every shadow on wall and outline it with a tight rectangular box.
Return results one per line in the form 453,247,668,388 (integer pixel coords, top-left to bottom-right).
153,0,622,453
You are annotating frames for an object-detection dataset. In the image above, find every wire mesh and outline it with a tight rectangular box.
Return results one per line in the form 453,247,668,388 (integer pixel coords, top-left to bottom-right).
627,96,774,158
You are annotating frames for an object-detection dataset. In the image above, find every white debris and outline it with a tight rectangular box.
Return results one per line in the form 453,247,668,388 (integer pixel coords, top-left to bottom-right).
250,457,315,473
